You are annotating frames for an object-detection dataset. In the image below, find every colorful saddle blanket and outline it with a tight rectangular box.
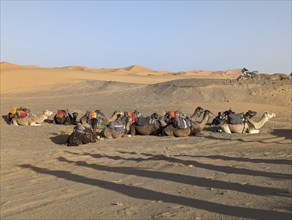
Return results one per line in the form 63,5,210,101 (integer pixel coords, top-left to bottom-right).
56,109,69,118
10,107,31,118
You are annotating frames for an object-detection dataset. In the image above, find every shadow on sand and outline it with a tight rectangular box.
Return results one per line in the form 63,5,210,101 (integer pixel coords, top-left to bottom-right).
49,133,70,145
19,163,292,219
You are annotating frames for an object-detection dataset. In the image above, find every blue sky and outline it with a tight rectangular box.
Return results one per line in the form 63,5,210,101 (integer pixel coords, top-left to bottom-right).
1,1,291,74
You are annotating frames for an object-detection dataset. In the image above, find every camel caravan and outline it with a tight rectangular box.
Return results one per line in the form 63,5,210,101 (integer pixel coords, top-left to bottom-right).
5,106,276,146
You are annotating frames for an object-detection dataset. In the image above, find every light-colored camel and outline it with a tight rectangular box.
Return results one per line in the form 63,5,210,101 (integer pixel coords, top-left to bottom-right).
219,112,276,134
11,110,53,126
98,116,132,139
163,110,214,137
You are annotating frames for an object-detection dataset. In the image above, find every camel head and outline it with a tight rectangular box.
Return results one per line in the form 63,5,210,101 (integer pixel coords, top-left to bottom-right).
264,112,276,120
72,112,78,119
43,110,53,117
109,111,123,121
191,106,204,120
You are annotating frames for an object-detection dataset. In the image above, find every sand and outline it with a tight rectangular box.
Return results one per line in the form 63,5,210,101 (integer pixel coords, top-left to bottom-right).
1,62,291,219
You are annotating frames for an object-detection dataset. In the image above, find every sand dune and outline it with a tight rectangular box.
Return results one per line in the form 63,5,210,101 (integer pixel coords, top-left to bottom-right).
1,62,291,219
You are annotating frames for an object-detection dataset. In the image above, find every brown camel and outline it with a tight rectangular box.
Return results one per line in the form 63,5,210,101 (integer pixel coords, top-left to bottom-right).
79,110,109,131
130,113,167,136
98,115,132,139
66,123,97,146
162,110,214,137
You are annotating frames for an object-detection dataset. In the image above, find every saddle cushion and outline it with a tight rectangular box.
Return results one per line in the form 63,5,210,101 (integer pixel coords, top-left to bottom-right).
136,116,151,126
228,113,244,124
109,118,125,132
89,111,97,120
16,111,28,118
57,110,66,118
173,117,189,129
10,107,18,115
169,111,177,119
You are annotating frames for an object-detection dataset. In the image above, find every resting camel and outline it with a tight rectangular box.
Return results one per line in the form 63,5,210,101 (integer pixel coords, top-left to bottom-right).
11,110,53,126
66,123,97,146
79,110,109,131
162,110,214,137
98,115,132,139
80,111,109,124
219,112,276,134
7,107,31,124
164,107,204,124
54,110,78,125
130,113,167,136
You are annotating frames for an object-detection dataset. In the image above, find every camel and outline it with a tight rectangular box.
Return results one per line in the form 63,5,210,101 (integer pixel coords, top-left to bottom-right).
66,123,97,146
54,110,78,125
211,109,257,126
130,113,167,136
98,115,132,139
162,110,214,137
219,112,276,134
79,110,109,131
6,106,31,124
11,110,53,126
163,107,204,125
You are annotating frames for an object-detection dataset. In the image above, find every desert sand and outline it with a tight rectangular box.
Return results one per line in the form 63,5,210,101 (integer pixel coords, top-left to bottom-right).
0,62,291,219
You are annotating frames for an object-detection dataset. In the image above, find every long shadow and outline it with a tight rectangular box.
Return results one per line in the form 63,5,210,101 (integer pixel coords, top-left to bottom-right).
50,134,70,145
271,129,292,140
204,132,290,145
19,164,292,219
80,152,291,180
57,156,291,198
174,154,292,166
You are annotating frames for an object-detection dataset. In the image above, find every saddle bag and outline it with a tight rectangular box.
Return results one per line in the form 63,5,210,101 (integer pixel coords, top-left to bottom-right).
109,119,125,132
228,113,243,124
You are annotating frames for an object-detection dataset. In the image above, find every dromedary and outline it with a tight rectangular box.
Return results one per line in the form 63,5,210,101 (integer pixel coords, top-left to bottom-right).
11,110,53,126
130,113,167,136
79,110,109,131
163,110,214,137
219,112,276,134
66,123,97,146
98,115,132,139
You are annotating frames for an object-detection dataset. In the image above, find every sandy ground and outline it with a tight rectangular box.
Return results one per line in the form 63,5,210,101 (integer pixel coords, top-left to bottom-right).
1,62,291,219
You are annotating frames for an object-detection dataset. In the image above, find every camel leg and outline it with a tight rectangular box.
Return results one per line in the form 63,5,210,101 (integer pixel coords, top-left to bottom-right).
30,122,42,126
220,124,232,133
248,129,260,134
11,119,19,126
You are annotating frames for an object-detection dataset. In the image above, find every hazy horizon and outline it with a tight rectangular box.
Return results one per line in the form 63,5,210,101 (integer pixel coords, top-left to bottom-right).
1,1,291,74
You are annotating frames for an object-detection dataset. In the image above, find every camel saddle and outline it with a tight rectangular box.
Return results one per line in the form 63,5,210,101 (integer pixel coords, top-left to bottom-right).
172,117,191,129
86,110,101,124
127,110,141,124
108,118,125,132
57,109,69,118
10,107,31,119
